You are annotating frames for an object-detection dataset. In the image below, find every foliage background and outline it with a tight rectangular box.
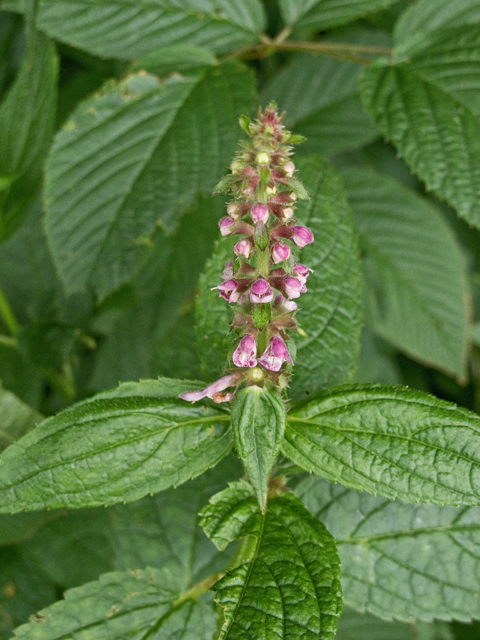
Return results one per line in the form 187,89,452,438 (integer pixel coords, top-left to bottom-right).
0,0,480,637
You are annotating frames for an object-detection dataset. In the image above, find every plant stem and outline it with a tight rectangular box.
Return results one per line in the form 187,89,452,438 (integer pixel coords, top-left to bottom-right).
0,285,18,336
0,334,18,349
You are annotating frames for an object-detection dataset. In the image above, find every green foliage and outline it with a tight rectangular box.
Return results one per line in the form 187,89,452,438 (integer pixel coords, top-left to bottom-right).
279,0,397,30
284,383,480,505
298,475,480,622
0,384,42,451
343,167,469,378
231,386,286,509
201,481,343,640
0,379,232,511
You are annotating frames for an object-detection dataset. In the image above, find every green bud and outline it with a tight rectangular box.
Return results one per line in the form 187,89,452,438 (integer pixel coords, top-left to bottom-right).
239,114,253,136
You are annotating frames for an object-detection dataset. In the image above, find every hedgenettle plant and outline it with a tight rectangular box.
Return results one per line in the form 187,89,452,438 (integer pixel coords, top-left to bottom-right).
2,100,480,639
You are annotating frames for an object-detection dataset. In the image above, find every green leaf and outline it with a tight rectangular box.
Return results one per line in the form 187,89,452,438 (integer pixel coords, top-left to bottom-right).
262,48,381,156
110,457,242,591
10,567,216,640
342,167,469,379
0,32,57,242
44,61,255,298
279,0,397,30
290,156,363,398
17,320,79,370
201,482,343,640
0,378,233,512
231,387,286,510
360,30,480,229
2,0,266,59
131,44,217,76
395,0,480,44
284,383,480,506
0,383,42,452
297,474,480,622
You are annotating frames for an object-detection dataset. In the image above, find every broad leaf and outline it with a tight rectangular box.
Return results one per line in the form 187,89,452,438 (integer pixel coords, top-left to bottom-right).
10,567,216,640
290,156,363,398
131,44,217,77
0,378,233,512
284,383,480,506
44,61,255,298
201,480,343,640
279,0,396,30
262,50,379,156
231,386,286,509
395,0,480,44
361,28,480,229
0,384,42,452
297,474,480,622
0,32,57,242
342,167,469,378
3,0,266,59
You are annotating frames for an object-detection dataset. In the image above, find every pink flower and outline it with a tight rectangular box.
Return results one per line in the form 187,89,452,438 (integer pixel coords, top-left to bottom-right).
284,277,306,299
274,295,298,312
293,263,312,285
272,242,291,264
179,375,237,403
282,207,294,219
221,260,234,279
234,239,253,259
258,335,294,371
232,334,257,368
219,217,235,236
291,226,314,248
215,279,240,303
283,161,295,177
249,279,274,304
251,204,269,224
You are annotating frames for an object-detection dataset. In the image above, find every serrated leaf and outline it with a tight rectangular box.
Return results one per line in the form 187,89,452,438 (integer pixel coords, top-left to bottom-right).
0,378,233,512
131,44,217,77
0,32,57,242
201,481,343,640
394,0,480,44
0,383,42,452
44,61,255,298
2,0,266,59
279,0,396,30
284,383,480,506
297,474,480,622
10,567,215,640
361,34,480,229
342,167,469,378
290,156,363,398
262,47,381,156
231,387,286,510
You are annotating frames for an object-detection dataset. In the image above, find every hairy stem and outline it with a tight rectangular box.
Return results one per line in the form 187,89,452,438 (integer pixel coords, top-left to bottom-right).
0,284,19,336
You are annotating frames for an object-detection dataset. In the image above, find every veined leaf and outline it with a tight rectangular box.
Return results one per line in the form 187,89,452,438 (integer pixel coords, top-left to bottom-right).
44,61,255,298
0,32,57,242
290,156,363,398
395,0,480,44
284,383,480,506
0,384,42,452
201,480,343,640
361,29,480,229
131,44,217,77
297,474,480,622
231,386,286,510
279,0,396,30
0,378,233,512
2,0,266,59
262,50,379,156
342,167,469,378
10,567,216,640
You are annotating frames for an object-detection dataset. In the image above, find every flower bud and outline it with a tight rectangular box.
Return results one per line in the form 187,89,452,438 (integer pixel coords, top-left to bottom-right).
219,217,235,236
234,239,253,259
216,279,240,303
256,152,270,164
250,278,274,304
230,160,244,174
284,276,305,299
293,263,312,284
251,204,269,224
291,226,314,248
265,185,277,196
274,295,298,312
221,260,234,280
232,334,257,368
227,203,241,219
283,161,295,177
282,207,294,219
258,335,294,371
272,242,291,264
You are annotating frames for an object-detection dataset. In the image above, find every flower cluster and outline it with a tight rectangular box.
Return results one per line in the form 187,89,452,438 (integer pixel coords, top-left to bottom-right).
180,103,313,403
